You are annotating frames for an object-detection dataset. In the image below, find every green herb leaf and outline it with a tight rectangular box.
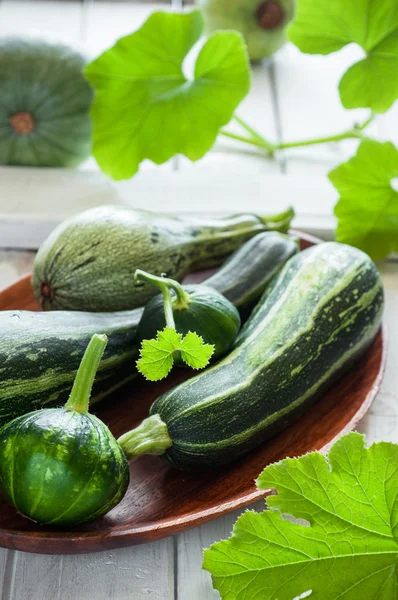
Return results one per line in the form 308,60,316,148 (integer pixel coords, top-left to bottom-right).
288,1,398,112
179,331,214,369
84,10,250,180
329,139,398,261
137,326,214,381
203,433,398,599
137,327,181,381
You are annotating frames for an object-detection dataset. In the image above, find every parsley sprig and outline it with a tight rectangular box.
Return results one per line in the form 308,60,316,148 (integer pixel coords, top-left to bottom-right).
135,270,214,382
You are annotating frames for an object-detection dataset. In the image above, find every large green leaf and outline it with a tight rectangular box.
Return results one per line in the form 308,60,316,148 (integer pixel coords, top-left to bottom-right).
329,139,398,261
204,433,398,599
85,10,250,180
288,1,398,112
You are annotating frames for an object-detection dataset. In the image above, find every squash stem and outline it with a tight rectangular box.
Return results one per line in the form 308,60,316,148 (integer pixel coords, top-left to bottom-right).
118,415,172,460
135,270,191,326
65,334,108,414
259,206,295,233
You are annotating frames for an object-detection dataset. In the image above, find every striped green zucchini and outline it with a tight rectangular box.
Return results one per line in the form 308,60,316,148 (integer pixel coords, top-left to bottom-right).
119,242,384,470
0,232,295,428
32,205,294,312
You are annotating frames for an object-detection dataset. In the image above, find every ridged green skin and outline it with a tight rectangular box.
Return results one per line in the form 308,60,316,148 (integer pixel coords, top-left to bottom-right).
138,285,241,360
204,231,297,317
0,409,129,525
0,39,92,167
150,242,384,470
32,206,282,312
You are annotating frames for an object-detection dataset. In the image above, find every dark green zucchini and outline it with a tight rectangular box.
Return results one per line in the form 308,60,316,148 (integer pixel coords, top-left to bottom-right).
204,231,298,316
32,205,294,312
0,232,294,428
118,242,384,470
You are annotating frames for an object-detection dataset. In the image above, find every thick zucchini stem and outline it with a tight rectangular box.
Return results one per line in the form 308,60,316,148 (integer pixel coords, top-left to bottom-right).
118,415,172,460
135,269,191,329
65,334,108,414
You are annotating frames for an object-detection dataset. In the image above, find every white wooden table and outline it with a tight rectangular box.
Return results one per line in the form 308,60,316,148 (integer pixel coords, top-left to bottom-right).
0,2,397,599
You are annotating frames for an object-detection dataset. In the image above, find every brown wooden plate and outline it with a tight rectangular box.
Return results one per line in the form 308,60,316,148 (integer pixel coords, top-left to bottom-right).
0,233,386,554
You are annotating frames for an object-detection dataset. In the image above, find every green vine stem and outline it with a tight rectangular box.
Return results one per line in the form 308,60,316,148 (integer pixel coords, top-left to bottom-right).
220,112,374,156
65,334,107,414
118,414,172,460
135,269,191,329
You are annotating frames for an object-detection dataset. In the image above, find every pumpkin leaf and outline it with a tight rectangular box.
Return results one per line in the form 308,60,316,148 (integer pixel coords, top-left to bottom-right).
84,10,250,180
137,326,214,381
288,0,398,112
203,433,398,600
329,139,398,261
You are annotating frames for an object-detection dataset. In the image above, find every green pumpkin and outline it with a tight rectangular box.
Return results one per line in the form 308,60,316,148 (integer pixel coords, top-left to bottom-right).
198,0,295,61
0,409,128,526
137,272,241,360
0,335,129,526
0,38,93,167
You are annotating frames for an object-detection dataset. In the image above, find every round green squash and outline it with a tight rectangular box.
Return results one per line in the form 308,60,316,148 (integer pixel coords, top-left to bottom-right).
198,0,295,61
137,271,241,361
0,334,129,526
0,409,129,526
0,38,93,167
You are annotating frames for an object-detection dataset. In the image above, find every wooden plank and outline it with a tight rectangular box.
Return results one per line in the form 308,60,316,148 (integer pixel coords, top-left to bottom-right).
357,266,398,443
83,1,169,58
0,250,34,285
0,1,83,45
7,540,174,600
177,501,265,600
0,169,337,249
0,549,14,600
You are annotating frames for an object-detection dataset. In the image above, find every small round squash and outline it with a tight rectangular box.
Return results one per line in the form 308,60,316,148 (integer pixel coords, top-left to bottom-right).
0,334,129,527
198,0,295,62
0,409,129,526
0,38,93,167
137,279,241,361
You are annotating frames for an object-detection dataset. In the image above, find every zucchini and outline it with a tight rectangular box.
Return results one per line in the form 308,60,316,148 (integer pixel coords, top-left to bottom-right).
118,242,384,470
0,232,292,428
0,335,129,526
32,205,294,312
204,231,298,316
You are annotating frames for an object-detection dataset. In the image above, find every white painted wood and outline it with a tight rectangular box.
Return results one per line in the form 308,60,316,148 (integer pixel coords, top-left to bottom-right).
0,250,34,285
83,2,168,58
7,539,174,600
177,500,265,600
0,169,337,248
0,1,83,47
0,167,121,248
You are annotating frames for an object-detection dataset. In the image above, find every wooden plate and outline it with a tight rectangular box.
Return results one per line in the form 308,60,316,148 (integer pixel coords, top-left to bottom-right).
0,234,386,555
